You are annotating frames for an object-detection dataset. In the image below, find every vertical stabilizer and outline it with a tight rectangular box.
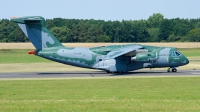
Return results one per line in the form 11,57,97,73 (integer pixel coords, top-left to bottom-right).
11,16,63,50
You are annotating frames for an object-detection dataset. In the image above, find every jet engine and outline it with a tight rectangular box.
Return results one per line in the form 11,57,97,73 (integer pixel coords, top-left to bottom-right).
131,52,157,63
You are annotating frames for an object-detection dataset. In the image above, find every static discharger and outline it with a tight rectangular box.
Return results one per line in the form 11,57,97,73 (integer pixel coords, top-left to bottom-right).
28,51,36,55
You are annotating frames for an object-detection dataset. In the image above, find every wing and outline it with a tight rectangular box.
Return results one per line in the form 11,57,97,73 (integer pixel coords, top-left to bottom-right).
104,45,143,59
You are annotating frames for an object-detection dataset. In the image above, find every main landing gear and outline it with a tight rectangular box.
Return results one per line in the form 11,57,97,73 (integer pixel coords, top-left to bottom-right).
167,68,177,72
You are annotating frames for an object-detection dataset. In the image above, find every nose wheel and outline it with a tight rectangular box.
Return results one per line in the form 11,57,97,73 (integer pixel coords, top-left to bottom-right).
167,68,177,72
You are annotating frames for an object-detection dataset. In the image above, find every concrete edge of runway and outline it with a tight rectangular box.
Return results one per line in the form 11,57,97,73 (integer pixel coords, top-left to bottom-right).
0,70,200,80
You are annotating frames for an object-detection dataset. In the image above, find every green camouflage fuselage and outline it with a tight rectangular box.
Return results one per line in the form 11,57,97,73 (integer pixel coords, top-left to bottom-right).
11,16,189,72
36,44,189,72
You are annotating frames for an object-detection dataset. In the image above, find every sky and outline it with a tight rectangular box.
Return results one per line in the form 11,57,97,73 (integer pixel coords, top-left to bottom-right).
1,0,200,21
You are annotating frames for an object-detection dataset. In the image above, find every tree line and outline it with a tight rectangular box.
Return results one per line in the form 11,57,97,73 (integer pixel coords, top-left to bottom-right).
0,13,200,43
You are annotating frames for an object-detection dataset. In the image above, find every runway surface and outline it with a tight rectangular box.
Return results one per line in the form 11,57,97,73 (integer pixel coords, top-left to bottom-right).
0,70,200,79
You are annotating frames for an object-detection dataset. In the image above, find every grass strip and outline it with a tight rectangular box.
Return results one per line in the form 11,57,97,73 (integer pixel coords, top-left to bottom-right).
0,77,200,111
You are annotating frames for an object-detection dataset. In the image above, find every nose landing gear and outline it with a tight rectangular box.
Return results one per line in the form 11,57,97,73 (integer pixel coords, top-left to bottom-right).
167,68,177,72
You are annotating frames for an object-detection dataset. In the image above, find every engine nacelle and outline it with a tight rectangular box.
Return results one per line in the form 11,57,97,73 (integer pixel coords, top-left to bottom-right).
131,52,157,63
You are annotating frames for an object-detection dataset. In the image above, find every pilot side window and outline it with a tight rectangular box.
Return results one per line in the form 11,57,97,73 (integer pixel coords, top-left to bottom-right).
172,51,176,56
172,51,181,56
175,51,181,56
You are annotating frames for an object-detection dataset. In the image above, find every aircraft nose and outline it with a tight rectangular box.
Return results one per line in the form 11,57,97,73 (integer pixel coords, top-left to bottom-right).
183,56,189,65
186,57,189,64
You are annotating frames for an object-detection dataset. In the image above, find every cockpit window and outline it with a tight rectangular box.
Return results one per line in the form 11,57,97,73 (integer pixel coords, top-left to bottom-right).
172,52,175,56
175,51,181,56
172,51,182,56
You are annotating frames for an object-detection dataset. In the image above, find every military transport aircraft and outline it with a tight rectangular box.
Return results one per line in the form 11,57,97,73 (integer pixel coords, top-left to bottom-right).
11,16,189,73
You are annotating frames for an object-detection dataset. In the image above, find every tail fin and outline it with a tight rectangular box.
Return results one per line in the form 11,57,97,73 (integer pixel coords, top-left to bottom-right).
11,16,63,50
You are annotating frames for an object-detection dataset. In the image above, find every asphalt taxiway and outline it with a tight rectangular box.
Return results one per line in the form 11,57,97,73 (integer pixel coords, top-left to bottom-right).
0,70,200,79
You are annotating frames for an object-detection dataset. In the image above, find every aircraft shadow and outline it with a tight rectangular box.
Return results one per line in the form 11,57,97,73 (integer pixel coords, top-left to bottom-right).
109,71,164,76
37,72,106,75
37,71,174,76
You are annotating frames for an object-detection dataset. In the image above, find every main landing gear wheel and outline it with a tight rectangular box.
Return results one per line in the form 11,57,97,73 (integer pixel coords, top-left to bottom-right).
167,68,177,72
106,71,111,73
171,68,177,72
